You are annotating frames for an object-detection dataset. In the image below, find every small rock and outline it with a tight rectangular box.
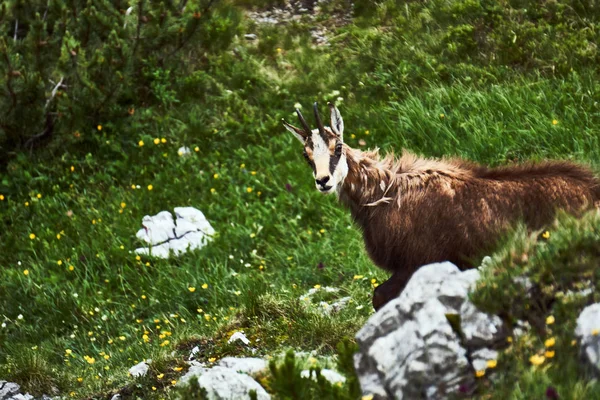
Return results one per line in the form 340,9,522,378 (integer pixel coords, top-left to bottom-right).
575,303,600,375
135,207,214,258
128,360,151,378
178,366,270,399
178,146,192,157
301,368,346,385
189,346,200,360
228,331,250,345
218,357,267,375
244,34,258,41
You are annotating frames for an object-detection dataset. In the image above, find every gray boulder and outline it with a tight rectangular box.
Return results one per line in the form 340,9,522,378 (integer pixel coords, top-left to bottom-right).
0,381,33,400
575,303,600,375
354,262,507,400
177,365,270,400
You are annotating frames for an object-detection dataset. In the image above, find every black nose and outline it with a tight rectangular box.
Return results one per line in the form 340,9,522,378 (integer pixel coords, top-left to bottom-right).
315,176,330,186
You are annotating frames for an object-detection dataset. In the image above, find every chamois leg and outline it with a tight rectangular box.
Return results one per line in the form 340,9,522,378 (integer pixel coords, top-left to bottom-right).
372,269,414,311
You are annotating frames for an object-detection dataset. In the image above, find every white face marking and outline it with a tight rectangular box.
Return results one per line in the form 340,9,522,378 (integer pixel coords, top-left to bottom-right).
310,129,348,195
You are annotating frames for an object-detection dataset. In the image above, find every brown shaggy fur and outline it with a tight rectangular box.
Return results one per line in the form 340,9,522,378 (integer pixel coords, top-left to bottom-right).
339,146,600,310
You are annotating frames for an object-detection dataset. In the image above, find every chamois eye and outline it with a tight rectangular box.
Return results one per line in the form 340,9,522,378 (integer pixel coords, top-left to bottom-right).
303,151,310,161
334,144,343,156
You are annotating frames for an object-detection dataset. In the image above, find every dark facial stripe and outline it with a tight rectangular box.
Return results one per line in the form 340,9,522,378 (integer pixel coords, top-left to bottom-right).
329,142,342,174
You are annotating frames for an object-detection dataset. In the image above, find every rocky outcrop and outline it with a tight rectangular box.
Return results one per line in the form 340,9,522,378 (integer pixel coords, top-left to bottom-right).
354,262,507,400
575,303,600,375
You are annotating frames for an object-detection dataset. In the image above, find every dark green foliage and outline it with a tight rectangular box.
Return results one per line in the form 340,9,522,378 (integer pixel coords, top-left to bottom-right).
470,210,600,398
174,375,209,399
268,349,356,400
1,0,600,398
0,0,241,166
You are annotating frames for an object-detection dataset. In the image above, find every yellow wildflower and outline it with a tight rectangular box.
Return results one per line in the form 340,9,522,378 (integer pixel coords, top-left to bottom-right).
213,173,219,179
593,329,600,336
173,367,183,372
353,275,364,280
194,146,199,152
37,193,42,199
542,231,550,239
57,260,63,265
475,370,485,378
201,283,208,289
314,284,321,289
23,270,29,276
545,350,555,358
552,119,559,125
97,125,102,131
77,377,83,382
119,336,126,341
486,359,497,368
154,138,160,145
171,380,177,385
157,373,165,379
189,287,196,292
120,202,126,208
362,396,374,400
29,233,36,240
84,356,96,364
161,138,167,143
546,315,555,325
138,140,144,147
57,233,61,239
545,337,556,347
0,194,4,201
147,184,153,191
208,357,216,362
68,265,74,271
246,187,253,193
25,202,29,206
529,354,545,366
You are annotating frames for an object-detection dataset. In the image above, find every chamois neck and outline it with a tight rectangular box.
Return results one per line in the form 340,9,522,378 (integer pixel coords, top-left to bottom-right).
338,146,396,212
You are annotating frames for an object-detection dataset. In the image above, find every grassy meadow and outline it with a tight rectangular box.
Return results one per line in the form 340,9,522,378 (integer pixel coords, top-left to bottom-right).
2,0,600,398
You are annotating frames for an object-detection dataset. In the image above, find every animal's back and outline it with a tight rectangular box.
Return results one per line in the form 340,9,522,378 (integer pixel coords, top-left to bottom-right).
363,158,600,274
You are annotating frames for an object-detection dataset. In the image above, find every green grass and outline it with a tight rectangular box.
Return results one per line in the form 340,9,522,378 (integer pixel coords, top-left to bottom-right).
2,0,600,398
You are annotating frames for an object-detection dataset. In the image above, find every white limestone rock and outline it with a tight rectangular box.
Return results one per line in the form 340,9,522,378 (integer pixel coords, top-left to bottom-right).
134,207,214,258
471,348,498,372
354,262,507,399
0,381,33,400
218,357,267,376
300,368,346,385
128,360,151,378
228,331,250,346
177,366,270,400
575,303,600,375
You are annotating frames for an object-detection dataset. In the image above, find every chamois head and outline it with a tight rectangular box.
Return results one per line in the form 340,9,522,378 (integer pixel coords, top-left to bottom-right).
282,102,348,194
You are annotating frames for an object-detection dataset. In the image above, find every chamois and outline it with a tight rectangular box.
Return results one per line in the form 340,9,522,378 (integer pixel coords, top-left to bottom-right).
283,103,600,310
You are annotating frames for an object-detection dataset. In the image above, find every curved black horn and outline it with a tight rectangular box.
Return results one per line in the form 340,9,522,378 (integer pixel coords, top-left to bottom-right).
313,102,326,138
295,109,312,134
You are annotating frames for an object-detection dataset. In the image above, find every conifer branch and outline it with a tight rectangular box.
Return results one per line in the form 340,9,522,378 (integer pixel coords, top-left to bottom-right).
45,76,64,109
162,0,216,61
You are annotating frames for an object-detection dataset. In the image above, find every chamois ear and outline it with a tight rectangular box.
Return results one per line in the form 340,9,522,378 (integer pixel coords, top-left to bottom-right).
328,102,344,140
282,119,307,144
